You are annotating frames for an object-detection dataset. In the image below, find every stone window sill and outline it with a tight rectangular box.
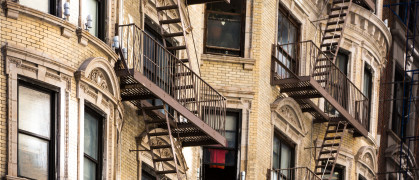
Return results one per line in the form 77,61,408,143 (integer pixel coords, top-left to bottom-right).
201,54,255,70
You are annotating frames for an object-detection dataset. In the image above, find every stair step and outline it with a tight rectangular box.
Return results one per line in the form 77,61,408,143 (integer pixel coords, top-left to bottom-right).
318,157,336,161
142,105,165,111
324,136,342,140
178,98,196,103
153,157,174,162
333,0,350,4
314,65,332,69
167,45,186,51
323,143,340,147
175,85,194,90
325,28,343,33
148,132,169,136
156,170,177,174
320,150,338,154
326,129,344,133
156,5,178,11
175,72,192,76
163,32,184,38
331,6,348,11
321,42,339,47
150,144,171,149
329,13,347,19
327,20,345,26
160,18,181,24
323,35,341,40
313,71,329,76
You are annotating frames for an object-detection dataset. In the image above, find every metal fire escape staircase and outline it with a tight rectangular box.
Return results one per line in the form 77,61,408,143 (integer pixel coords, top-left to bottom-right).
115,1,228,179
271,0,370,179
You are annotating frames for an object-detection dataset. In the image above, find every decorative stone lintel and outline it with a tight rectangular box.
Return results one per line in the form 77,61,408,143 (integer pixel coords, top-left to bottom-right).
3,1,76,38
201,54,256,70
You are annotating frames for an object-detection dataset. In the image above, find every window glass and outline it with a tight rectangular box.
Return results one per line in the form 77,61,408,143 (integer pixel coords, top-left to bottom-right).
84,158,97,180
142,171,156,180
83,0,99,37
205,0,244,56
18,134,49,180
84,110,99,159
19,86,51,137
336,53,348,75
20,0,49,13
271,134,294,180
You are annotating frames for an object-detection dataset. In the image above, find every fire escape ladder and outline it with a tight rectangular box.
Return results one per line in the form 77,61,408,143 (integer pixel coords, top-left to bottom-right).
142,101,186,179
156,0,192,67
318,0,353,65
315,119,348,179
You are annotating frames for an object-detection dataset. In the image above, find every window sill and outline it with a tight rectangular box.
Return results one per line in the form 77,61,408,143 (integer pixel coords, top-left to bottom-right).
6,175,28,180
201,54,255,70
3,1,75,38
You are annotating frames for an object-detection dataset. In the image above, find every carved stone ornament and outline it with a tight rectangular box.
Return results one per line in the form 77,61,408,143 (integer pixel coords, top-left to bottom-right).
271,97,307,136
88,68,109,91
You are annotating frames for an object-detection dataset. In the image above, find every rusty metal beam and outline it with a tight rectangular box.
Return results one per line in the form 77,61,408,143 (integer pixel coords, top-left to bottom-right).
131,71,227,147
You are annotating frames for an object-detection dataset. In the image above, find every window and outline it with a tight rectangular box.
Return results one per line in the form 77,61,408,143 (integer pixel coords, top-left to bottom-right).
83,0,105,39
84,106,103,180
363,65,373,131
322,164,345,180
275,5,300,78
205,0,245,56
398,0,415,32
17,81,57,180
19,0,60,16
142,170,156,180
202,111,240,180
358,175,367,180
271,133,295,180
326,52,349,114
392,67,408,138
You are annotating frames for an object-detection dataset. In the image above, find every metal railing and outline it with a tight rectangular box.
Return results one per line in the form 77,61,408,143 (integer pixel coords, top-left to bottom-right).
271,41,369,130
271,167,322,180
117,24,226,136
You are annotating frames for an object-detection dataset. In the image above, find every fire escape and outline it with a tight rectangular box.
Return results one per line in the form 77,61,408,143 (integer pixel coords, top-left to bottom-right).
114,0,229,179
271,0,375,179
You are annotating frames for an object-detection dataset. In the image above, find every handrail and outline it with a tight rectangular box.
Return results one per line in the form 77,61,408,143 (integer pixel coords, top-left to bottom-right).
271,41,370,130
117,23,226,136
271,167,322,180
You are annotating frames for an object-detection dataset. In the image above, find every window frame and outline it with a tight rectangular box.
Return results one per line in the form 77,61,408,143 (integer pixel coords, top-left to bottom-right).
83,0,106,40
17,78,59,180
202,110,242,180
19,0,62,17
272,131,295,179
203,0,247,57
83,105,105,180
275,4,301,76
391,66,408,138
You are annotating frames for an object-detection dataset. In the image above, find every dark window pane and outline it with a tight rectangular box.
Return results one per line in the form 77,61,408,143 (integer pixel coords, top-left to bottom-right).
142,171,156,180
18,133,49,180
336,53,348,75
18,85,51,138
207,0,242,13
84,158,97,180
207,13,241,49
84,110,99,160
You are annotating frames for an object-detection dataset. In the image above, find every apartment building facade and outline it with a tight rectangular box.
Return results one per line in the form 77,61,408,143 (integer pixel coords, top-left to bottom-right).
0,0,390,180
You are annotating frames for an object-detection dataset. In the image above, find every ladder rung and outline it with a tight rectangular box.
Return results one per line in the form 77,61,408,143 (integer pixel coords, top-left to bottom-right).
156,170,177,174
156,5,178,11
150,144,171,149
323,143,340,147
327,20,345,26
317,58,329,61
333,0,350,4
142,105,165,111
323,35,341,40
329,13,347,18
321,42,339,47
148,132,169,136
167,45,186,51
318,157,336,161
315,65,332,69
160,18,181,24
163,32,184,38
324,136,342,140
331,6,348,11
153,157,174,162
325,28,343,33
320,150,338,154
175,85,194,90
313,71,329,76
